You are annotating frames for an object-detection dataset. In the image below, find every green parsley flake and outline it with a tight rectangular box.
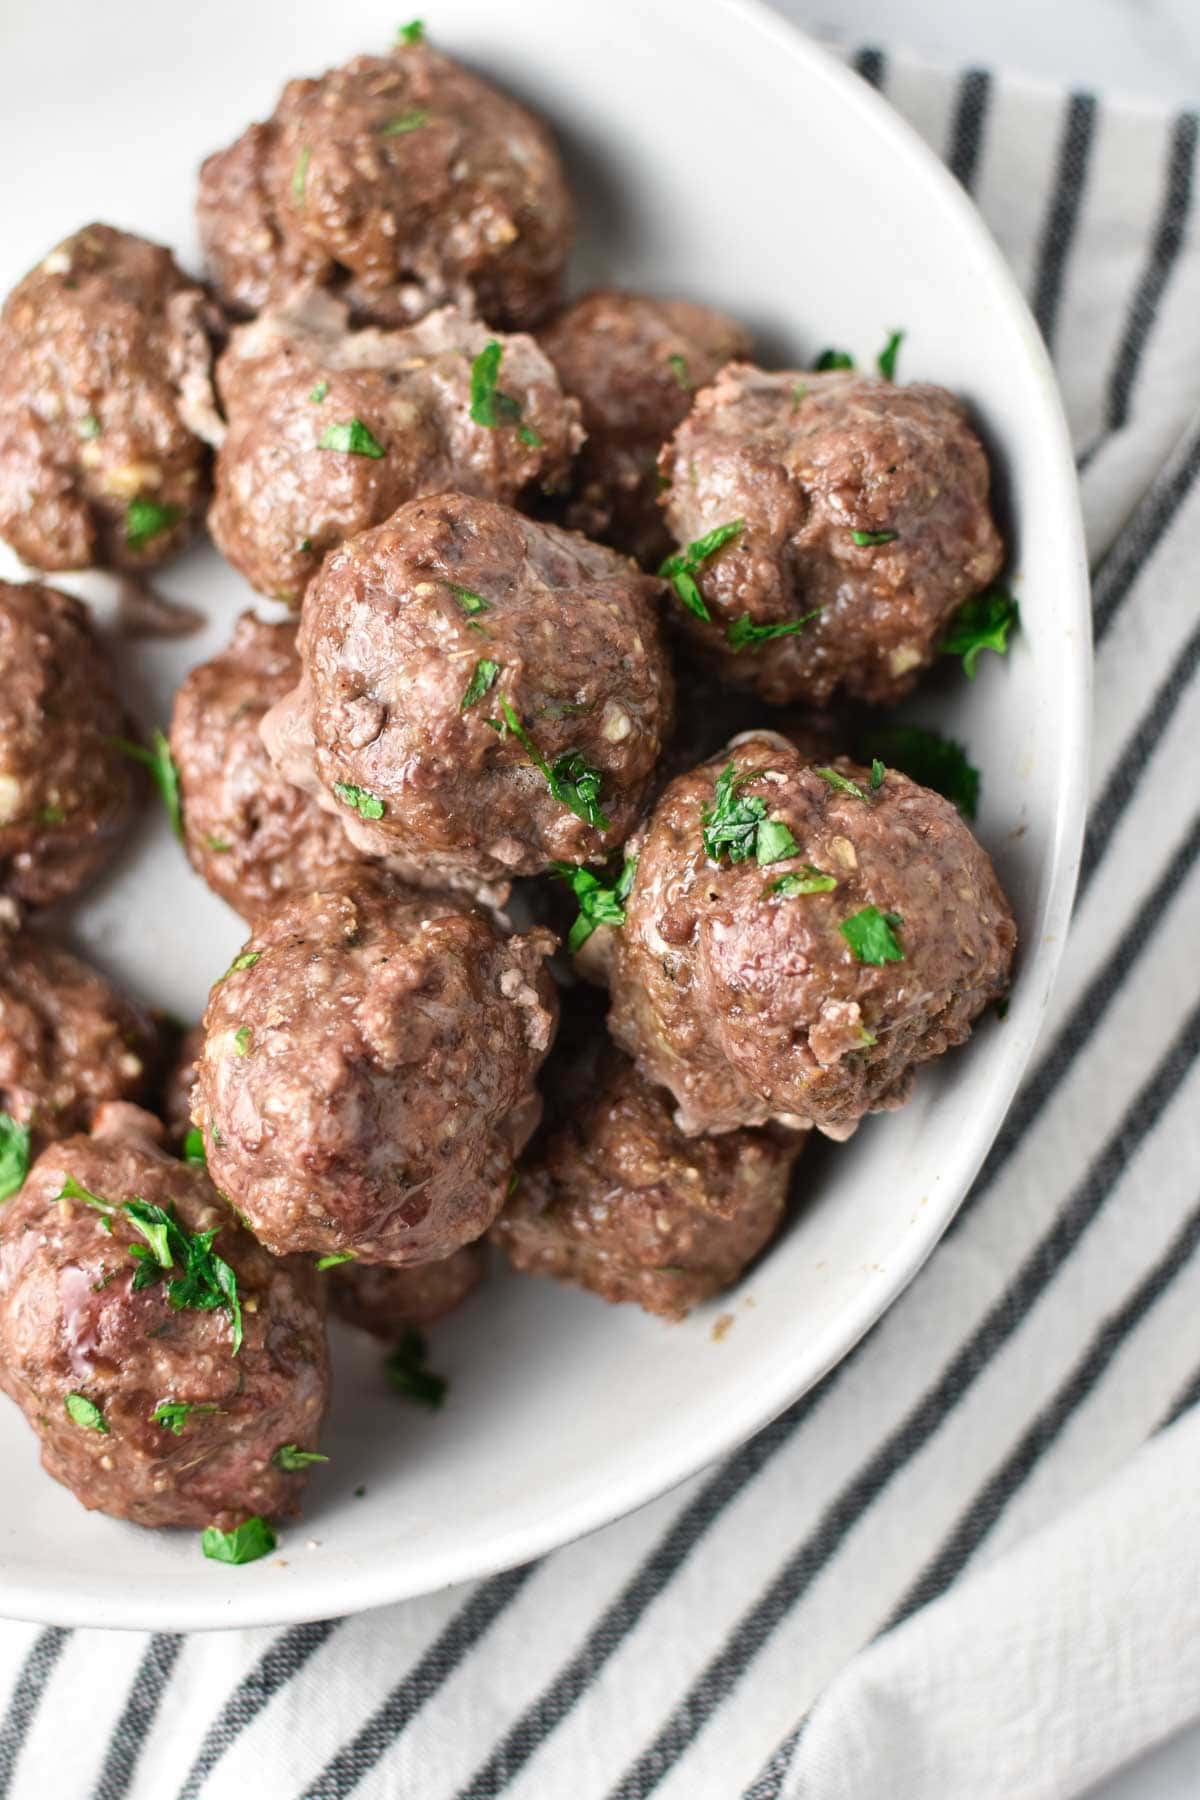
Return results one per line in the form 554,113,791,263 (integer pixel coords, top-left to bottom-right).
791,382,809,406
658,519,744,622
0,1113,31,1202
461,658,500,711
386,1329,448,1409
153,1399,220,1436
815,766,870,803
126,497,182,551
468,340,542,446
488,697,610,832
940,589,1021,678
397,18,425,43
78,414,101,440
333,781,385,820
551,856,637,953
204,832,232,852
273,1444,330,1471
666,352,692,390
316,1249,356,1271
65,1393,108,1434
700,763,800,868
201,1516,277,1566
318,418,385,458
840,905,904,965
181,1130,207,1170
851,528,898,547
451,585,490,619
753,818,801,866
380,110,429,135
870,758,886,790
219,949,260,983
815,349,854,371
857,724,980,819
309,380,329,404
765,866,837,898
727,608,820,651
292,146,311,205
233,1026,252,1057
877,329,904,381
111,729,183,839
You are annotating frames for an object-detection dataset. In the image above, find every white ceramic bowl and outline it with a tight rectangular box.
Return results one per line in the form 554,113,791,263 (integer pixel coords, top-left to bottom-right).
0,0,1089,1630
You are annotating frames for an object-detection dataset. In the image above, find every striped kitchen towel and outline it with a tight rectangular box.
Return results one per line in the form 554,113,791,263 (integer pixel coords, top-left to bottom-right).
3,38,1200,1800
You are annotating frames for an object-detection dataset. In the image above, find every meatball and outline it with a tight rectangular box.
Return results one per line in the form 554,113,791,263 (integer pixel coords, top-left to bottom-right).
0,581,137,906
262,494,674,898
210,292,583,605
192,868,558,1264
609,734,1015,1137
170,611,368,917
658,367,1004,706
0,224,218,572
0,931,159,1155
494,1035,802,1320
0,1103,329,1529
540,290,752,566
329,1246,483,1338
197,40,572,330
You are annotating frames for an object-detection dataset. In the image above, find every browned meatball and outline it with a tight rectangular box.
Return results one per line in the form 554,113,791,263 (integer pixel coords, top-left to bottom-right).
192,868,558,1265
210,293,583,605
329,1246,484,1338
170,612,367,917
0,1103,329,1529
197,40,572,330
0,581,137,906
609,734,1016,1137
0,932,159,1156
494,1035,802,1321
659,367,1004,706
262,494,674,899
0,225,219,572
540,290,752,566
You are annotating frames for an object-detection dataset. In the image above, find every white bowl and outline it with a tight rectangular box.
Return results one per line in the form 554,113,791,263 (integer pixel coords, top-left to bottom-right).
0,0,1089,1630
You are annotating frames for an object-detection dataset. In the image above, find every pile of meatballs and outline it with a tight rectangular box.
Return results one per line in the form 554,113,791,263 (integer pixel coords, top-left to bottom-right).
0,27,1016,1561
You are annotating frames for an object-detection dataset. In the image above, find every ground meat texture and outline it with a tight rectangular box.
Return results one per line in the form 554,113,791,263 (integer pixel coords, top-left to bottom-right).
262,495,674,896
170,612,368,917
0,581,137,906
197,42,572,331
328,1246,483,1338
209,293,582,605
192,868,558,1264
540,290,752,566
0,1104,329,1530
659,367,1005,706
0,225,218,573
609,734,1016,1137
0,932,159,1155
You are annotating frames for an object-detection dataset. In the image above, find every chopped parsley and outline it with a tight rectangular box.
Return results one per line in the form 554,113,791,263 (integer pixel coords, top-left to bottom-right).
219,949,260,982
815,765,869,802
292,145,311,205
201,1516,277,1566
666,352,692,390
840,905,904,965
451,585,490,619
487,697,610,831
309,379,329,404
461,658,500,711
851,528,898,547
551,856,637,953
658,519,744,622
877,329,904,381
233,1026,252,1057
765,866,837,898
273,1444,329,1471
318,418,386,458
204,832,232,852
126,497,182,551
815,349,854,370
316,1249,356,1271
940,589,1020,678
397,17,425,42
0,1113,30,1202
65,1393,108,1434
379,110,429,135
385,1329,448,1409
727,608,820,651
333,781,385,820
753,818,801,866
39,803,66,824
182,1128,207,1168
857,723,980,819
111,729,183,840
153,1399,220,1436
78,414,101,440
791,382,809,406
469,340,543,447
700,763,799,868
871,758,886,790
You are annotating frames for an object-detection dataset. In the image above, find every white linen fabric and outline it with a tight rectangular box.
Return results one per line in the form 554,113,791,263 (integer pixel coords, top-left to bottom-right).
2,41,1200,1800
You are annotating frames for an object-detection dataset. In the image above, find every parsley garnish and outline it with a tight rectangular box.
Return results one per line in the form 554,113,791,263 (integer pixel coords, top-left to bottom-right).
219,949,260,982
153,1399,220,1435
815,349,854,370
753,818,801,866
318,418,385,458
840,905,904,965
233,1026,252,1057
551,856,637,953
791,382,809,406
309,380,329,404
385,1329,448,1409
182,1128,207,1168
292,146,311,205
765,866,837,898
940,589,1020,678
658,519,744,622
815,766,869,802
666,353,691,390
451,585,490,620
78,414,101,440
727,608,820,651
201,1517,276,1566
273,1444,329,1471
126,497,182,551
333,781,385,820
851,529,898,547
204,832,232,852
877,329,904,381
700,763,799,868
857,724,980,819
488,698,610,831
469,340,542,446
870,758,886,790
380,110,428,135
397,17,425,42
65,1393,108,1434
0,1113,30,1202
316,1249,356,1270
111,730,183,840
461,658,500,711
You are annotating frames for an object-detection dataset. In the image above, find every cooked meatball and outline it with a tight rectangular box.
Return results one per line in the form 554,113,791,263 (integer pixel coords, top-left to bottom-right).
197,40,572,330
0,225,219,572
192,868,558,1264
160,1024,204,1148
0,1103,328,1529
210,293,583,605
0,932,159,1155
262,494,674,898
494,1035,801,1320
170,611,367,917
609,734,1015,1137
541,290,752,565
329,1246,483,1338
658,367,1004,706
0,581,137,906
